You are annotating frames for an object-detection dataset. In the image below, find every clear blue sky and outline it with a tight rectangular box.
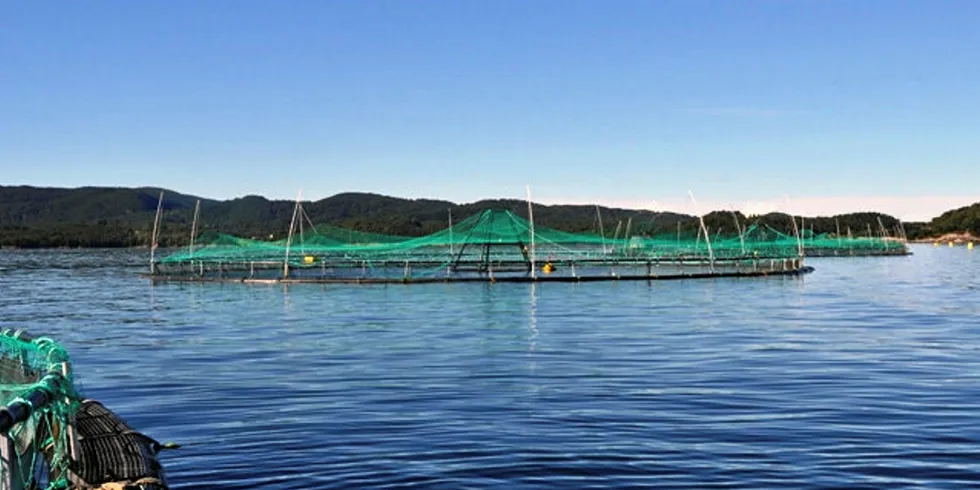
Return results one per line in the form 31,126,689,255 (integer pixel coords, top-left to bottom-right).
2,1,978,218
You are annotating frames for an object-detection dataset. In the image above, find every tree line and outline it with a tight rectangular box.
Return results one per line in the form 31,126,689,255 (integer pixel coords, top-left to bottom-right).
0,185,972,248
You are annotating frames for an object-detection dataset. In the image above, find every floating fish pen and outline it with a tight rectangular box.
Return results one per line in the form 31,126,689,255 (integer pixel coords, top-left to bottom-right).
799,235,908,256
150,208,817,284
0,330,169,490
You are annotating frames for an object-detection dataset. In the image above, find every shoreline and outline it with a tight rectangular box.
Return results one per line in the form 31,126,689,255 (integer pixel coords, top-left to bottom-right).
909,232,979,244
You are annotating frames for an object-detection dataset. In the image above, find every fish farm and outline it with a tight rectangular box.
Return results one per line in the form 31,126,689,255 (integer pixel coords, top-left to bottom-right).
147,206,839,284
0,330,169,490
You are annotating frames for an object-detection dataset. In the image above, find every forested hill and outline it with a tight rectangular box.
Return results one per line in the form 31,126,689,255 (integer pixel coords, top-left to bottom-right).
0,186,691,248
912,202,980,238
0,185,954,248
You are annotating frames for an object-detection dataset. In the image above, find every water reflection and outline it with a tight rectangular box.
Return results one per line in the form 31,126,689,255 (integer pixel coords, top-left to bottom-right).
528,283,538,353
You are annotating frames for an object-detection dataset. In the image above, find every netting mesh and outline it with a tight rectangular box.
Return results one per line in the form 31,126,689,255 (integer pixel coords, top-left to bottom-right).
154,209,905,281
0,330,78,490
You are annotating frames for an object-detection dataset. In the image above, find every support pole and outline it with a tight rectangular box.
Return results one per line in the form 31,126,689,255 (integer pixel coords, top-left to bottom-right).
283,190,302,279
299,202,305,256
689,191,714,268
782,194,803,258
526,186,536,280
877,216,888,240
595,204,606,254
150,191,164,274
0,433,23,490
624,217,632,256
731,210,745,254
190,199,200,257
791,214,803,258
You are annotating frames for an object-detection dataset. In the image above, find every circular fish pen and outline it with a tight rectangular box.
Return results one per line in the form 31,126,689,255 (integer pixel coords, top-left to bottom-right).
150,209,817,284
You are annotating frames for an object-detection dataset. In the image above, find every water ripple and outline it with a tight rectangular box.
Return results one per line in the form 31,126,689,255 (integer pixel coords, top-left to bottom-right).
0,246,978,488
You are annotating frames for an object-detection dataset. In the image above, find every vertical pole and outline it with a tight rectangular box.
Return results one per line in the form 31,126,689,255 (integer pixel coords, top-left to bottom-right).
731,210,745,254
190,199,200,257
62,361,78,462
150,191,164,274
526,185,536,280
699,215,713,264
624,217,632,255
790,214,803,258
449,208,454,256
595,204,606,254
299,202,305,256
0,433,24,490
283,190,302,279
688,191,714,267
836,217,842,245
782,194,803,258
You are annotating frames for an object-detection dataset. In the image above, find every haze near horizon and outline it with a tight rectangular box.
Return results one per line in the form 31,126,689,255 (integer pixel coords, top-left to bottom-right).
2,1,978,221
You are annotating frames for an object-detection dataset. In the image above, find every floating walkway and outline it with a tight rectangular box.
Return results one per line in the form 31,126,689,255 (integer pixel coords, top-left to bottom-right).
148,259,815,284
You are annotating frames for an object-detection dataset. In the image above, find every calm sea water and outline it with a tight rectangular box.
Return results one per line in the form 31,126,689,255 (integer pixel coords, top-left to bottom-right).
0,245,978,489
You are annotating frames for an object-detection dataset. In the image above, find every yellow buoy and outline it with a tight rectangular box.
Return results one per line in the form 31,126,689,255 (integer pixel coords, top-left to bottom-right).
969,242,975,250
542,263,555,274
933,242,939,247
949,242,954,247
303,255,315,264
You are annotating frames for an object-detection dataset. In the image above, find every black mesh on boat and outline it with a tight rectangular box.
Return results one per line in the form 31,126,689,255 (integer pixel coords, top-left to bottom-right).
65,400,168,488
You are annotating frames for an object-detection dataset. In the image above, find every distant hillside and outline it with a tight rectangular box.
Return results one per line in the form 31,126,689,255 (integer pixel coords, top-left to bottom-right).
909,202,980,239
0,186,692,248
0,185,935,248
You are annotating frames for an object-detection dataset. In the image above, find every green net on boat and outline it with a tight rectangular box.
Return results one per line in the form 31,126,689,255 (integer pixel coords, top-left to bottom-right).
0,330,78,490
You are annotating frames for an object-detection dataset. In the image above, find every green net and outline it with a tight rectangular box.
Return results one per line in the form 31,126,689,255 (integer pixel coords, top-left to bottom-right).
0,330,78,490
155,209,906,281
303,224,410,246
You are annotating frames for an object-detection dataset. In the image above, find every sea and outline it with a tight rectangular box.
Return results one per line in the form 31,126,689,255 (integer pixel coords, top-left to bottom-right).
0,244,978,489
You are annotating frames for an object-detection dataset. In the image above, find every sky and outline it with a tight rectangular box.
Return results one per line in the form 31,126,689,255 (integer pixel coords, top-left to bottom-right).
2,1,978,221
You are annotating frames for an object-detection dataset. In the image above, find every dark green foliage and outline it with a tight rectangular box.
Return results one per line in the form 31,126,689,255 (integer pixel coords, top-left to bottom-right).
926,202,980,237
0,186,695,248
666,210,912,240
0,185,972,247
903,221,931,240
751,212,904,238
